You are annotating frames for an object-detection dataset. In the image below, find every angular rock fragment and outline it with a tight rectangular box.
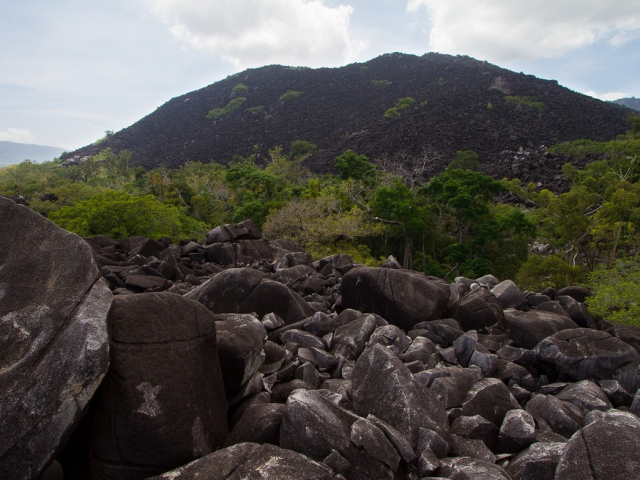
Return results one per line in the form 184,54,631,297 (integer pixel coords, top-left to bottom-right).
352,344,448,446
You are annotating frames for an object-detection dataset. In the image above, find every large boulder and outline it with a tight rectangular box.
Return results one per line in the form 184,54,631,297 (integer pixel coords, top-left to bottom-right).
186,268,314,324
340,267,451,331
90,293,228,479
535,328,640,393
352,344,448,446
146,442,341,479
505,309,579,349
454,288,505,331
0,197,112,480
555,411,640,479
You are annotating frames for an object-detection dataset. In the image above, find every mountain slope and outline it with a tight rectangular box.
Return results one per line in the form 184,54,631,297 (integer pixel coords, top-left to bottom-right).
0,141,66,166
611,97,640,111
63,53,632,179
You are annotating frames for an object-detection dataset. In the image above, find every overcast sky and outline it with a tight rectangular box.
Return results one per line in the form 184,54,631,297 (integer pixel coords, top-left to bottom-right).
1,0,639,150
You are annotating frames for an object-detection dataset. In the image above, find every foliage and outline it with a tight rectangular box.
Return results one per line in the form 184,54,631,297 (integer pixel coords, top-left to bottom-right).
447,150,481,171
231,83,248,96
247,106,264,113
548,138,640,159
207,97,247,119
370,79,391,87
279,90,304,101
48,190,206,240
262,191,383,262
515,254,585,292
288,140,319,160
334,150,378,183
384,97,416,118
586,259,640,326
505,95,547,111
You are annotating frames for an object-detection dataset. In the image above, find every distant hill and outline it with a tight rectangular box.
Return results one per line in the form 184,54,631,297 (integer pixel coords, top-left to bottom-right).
611,97,640,111
63,52,632,181
0,141,65,166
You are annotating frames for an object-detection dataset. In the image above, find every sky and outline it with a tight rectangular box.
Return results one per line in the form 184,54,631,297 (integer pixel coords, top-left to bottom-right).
1,0,639,151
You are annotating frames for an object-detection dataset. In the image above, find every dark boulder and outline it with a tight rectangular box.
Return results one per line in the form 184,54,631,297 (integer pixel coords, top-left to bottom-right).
214,314,267,395
90,293,228,479
352,344,448,446
555,411,640,479
505,309,579,349
454,288,505,332
535,328,640,393
146,442,341,479
186,268,314,324
340,266,450,331
0,197,112,480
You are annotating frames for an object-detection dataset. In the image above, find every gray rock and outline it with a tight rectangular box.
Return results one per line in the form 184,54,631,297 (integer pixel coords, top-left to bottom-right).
186,268,314,324
497,409,536,453
349,417,400,470
224,403,285,447
555,411,640,479
506,309,579,349
556,380,612,414
461,378,520,426
505,441,566,480
215,314,267,394
525,393,583,439
492,279,526,310
454,288,505,331
146,442,340,479
0,198,111,480
535,328,640,393
352,344,448,446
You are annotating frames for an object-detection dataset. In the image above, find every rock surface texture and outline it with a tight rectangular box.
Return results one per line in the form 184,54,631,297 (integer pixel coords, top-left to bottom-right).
0,197,112,480
4,217,640,479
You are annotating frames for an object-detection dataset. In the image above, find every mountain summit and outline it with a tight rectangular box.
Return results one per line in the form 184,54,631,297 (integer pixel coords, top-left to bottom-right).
63,52,631,177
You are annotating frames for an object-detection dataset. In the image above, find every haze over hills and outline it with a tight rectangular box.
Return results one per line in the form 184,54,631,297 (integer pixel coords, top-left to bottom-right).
611,97,640,111
63,52,633,181
0,141,66,166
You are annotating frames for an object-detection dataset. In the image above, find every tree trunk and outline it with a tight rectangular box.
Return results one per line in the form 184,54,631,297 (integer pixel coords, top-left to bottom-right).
403,233,413,270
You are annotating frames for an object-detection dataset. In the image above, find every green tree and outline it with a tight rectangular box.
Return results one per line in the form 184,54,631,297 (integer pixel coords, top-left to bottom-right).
371,178,429,269
447,150,481,171
334,150,378,183
48,190,205,240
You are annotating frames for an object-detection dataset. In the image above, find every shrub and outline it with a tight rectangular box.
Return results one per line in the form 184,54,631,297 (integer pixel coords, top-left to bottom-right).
586,259,640,326
370,79,391,86
231,83,248,96
279,90,304,101
207,97,247,119
48,190,206,240
515,254,584,292
384,97,416,118
247,106,264,113
505,95,547,111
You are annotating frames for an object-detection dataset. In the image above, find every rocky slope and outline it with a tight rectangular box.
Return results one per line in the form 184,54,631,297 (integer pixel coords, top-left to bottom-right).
4,201,640,479
62,53,632,184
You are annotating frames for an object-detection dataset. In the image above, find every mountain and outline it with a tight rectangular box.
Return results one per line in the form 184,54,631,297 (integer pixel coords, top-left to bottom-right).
611,97,640,111
0,141,66,166
62,52,632,180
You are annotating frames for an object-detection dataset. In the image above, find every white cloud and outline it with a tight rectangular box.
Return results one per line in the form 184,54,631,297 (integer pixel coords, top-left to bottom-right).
0,128,37,144
407,0,640,63
144,0,367,70
586,90,630,101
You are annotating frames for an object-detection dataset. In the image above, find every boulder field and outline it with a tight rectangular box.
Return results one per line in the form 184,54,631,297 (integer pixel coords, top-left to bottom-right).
2,197,640,479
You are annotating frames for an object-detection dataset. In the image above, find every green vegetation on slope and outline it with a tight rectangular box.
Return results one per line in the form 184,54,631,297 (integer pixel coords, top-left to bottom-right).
4,115,640,325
